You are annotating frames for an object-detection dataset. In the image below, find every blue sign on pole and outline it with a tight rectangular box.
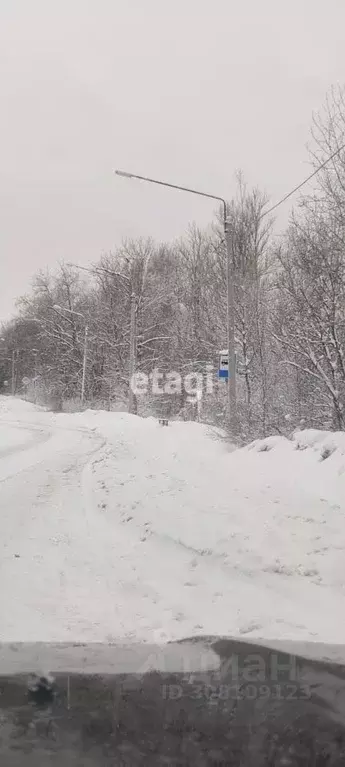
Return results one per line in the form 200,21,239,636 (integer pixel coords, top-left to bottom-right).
218,350,236,379
219,350,229,379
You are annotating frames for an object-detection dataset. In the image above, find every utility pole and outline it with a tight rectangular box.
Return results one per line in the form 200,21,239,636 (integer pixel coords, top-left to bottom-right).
224,210,237,433
53,305,88,405
31,348,39,403
11,349,16,396
81,325,88,405
128,291,137,414
34,354,37,403
115,169,237,433
67,263,137,415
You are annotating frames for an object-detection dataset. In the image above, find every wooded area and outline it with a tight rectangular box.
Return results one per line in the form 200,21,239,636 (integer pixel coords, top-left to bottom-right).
1,89,345,438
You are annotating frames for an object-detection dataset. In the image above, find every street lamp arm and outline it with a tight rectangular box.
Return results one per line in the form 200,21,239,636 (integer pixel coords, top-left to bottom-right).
67,262,131,287
114,165,236,430
96,267,130,284
51,305,88,404
53,305,86,321
115,169,227,221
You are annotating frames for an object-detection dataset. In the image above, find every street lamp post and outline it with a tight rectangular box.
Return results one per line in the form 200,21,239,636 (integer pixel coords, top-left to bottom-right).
1,318,41,399
32,348,39,403
128,290,137,415
53,306,88,405
114,169,237,433
66,263,138,415
81,325,88,405
11,349,16,396
0,339,15,395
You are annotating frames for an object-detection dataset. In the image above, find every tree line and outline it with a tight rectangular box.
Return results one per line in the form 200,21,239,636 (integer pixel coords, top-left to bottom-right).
1,88,345,437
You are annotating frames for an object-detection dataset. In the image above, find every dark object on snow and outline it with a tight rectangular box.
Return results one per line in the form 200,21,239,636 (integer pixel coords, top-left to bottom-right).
159,418,169,426
27,675,56,707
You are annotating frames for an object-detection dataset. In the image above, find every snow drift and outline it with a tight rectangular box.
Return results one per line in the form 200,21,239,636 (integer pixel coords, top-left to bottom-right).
0,397,344,650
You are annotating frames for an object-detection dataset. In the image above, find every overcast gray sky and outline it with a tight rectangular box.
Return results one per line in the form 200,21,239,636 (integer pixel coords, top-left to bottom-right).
1,0,345,322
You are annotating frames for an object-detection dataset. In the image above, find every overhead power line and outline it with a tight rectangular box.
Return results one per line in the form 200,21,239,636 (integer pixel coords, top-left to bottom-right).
262,141,345,219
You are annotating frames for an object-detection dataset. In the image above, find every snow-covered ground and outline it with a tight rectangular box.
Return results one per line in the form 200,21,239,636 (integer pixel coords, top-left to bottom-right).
1,396,345,652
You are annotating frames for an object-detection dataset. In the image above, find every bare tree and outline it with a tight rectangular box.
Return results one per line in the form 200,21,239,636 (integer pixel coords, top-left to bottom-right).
274,88,345,430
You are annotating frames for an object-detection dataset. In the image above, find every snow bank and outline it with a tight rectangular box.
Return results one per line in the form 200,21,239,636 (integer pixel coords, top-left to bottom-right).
1,397,345,648
75,410,345,643
0,396,46,416
246,435,289,453
246,429,345,491
293,428,345,472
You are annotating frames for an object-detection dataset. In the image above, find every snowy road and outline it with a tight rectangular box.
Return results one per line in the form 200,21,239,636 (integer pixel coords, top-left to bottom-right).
1,397,345,649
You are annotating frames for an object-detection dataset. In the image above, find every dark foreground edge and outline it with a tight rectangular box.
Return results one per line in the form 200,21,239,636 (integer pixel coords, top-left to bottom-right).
1,637,345,765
